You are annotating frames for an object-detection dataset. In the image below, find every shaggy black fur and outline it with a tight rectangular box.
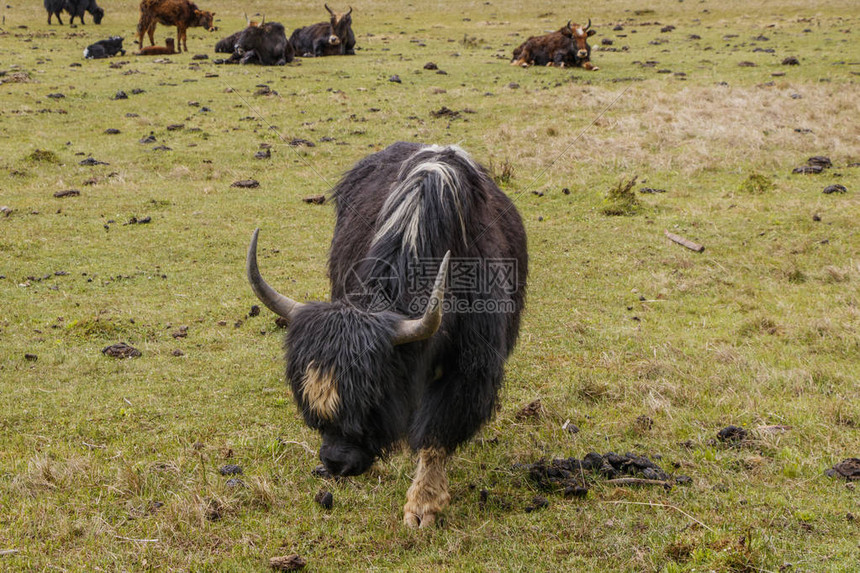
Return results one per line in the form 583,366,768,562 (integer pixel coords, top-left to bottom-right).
44,0,65,24
231,22,295,65
66,0,104,25
289,6,355,57
283,142,527,476
83,36,125,59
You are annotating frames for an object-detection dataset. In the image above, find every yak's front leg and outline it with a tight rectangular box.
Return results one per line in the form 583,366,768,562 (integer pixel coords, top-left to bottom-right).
403,448,450,528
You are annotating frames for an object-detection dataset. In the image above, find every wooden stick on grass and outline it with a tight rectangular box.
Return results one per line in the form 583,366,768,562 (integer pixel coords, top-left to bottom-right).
665,230,705,252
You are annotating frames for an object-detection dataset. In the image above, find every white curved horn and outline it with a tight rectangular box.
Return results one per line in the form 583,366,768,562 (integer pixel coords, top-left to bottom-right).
247,229,304,324
392,251,450,346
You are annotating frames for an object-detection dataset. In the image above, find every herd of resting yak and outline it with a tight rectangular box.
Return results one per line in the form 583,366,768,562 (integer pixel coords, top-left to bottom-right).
45,0,600,69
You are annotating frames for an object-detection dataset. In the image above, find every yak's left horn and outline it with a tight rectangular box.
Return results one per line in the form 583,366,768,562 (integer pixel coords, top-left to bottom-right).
247,229,304,325
584,19,592,31
325,3,334,15
347,6,353,15
392,251,450,346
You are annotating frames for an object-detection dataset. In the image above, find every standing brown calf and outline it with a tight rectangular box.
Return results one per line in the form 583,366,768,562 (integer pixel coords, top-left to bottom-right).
136,0,215,53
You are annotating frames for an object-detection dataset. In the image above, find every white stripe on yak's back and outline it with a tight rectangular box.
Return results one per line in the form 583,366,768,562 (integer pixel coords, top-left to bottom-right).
372,145,478,256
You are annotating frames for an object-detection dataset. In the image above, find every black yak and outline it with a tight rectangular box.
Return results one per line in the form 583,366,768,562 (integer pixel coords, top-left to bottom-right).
83,36,125,59
44,0,66,24
289,4,355,57
247,143,527,527
66,0,105,25
512,19,598,70
228,22,295,65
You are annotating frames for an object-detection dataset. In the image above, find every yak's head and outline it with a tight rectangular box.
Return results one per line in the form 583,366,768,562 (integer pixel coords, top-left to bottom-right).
193,10,217,32
324,4,352,46
247,229,449,477
566,19,595,61
92,6,105,25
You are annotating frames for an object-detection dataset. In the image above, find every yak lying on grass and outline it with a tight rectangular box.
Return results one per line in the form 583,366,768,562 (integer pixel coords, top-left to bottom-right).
223,21,294,65
83,36,125,59
512,19,598,70
248,143,527,527
290,4,355,57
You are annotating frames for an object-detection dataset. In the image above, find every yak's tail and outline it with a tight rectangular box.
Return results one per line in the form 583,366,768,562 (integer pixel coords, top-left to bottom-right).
370,144,483,261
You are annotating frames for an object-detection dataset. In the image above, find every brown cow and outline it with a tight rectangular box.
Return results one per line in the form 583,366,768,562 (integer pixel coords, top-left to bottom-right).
136,37,176,55
512,20,598,70
136,0,216,53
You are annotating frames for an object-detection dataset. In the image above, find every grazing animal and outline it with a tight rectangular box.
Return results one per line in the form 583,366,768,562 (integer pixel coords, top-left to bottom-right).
135,37,176,55
247,142,528,527
136,0,216,53
65,0,104,25
289,4,355,57
44,0,65,25
512,19,598,70
83,36,125,59
228,22,295,65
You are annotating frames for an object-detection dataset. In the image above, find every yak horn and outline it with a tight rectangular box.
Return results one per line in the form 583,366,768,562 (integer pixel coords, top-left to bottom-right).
244,11,249,25
325,3,334,15
392,251,450,346
261,14,265,25
584,18,591,31
347,6,353,15
247,228,304,324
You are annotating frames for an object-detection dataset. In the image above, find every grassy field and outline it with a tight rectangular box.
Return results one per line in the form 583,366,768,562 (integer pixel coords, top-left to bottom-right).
1,0,858,570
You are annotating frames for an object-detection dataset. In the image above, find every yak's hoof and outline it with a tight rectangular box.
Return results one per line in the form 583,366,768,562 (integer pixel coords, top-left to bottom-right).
404,508,437,529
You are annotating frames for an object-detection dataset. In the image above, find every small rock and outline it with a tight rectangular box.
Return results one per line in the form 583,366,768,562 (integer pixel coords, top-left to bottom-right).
524,495,549,512
166,124,184,131
269,554,306,571
102,342,142,359
289,138,315,147
563,485,588,498
639,187,666,194
822,184,847,194
675,475,692,485
717,425,748,444
219,464,243,476
423,62,438,70
302,194,326,205
192,54,208,60
824,458,860,481
47,93,65,99
231,179,260,188
255,149,271,160
388,75,402,83
808,156,832,169
792,165,823,175
249,305,261,317
112,91,128,100
226,478,245,488
24,353,38,361
507,82,519,89
53,189,80,198
79,157,109,166
738,61,756,67
139,132,156,144
172,349,185,357
314,490,333,510
782,56,800,66
515,399,542,420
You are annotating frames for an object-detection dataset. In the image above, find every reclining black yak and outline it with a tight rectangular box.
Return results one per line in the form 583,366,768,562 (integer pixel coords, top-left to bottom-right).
248,143,527,527
224,21,294,65
289,4,355,57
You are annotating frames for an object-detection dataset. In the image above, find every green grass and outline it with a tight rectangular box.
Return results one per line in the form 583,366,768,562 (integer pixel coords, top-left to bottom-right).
1,0,858,570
